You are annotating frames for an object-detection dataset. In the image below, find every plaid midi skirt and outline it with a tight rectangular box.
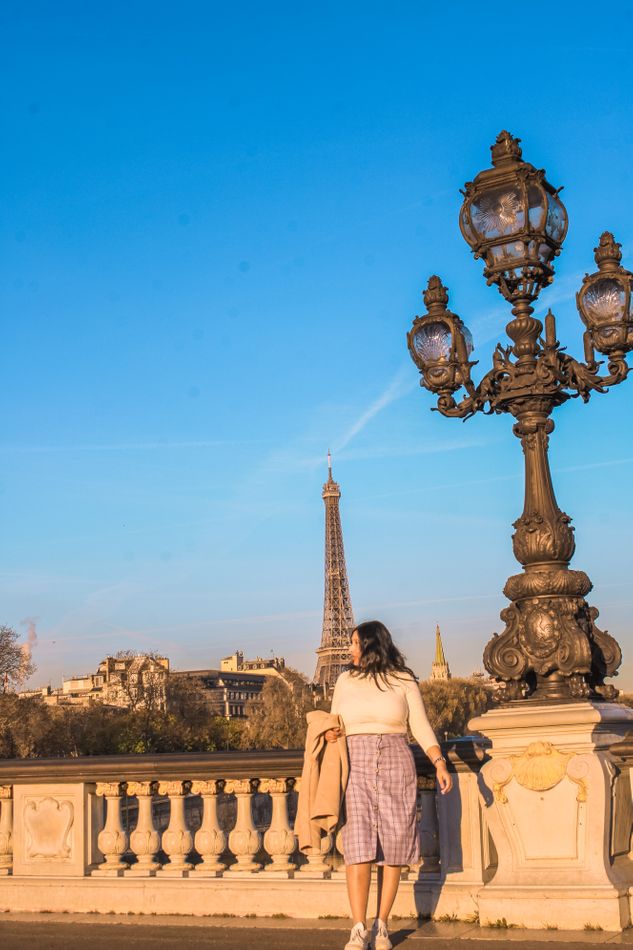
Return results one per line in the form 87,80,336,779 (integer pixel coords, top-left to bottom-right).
341,733,419,866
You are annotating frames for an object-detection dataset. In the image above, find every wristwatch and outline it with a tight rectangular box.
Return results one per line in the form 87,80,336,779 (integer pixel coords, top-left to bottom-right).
432,754,446,767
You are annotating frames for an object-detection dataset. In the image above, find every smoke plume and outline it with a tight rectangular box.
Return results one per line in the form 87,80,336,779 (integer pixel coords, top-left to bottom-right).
20,617,38,664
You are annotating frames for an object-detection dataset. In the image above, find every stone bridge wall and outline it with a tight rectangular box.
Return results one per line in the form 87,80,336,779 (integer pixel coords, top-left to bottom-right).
0,739,489,921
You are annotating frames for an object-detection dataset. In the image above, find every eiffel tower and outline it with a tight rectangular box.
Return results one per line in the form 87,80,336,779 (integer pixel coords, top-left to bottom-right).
313,452,355,691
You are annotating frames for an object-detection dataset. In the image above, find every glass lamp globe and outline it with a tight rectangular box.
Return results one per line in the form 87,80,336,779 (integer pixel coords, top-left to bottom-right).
412,320,452,363
407,276,474,394
459,131,568,304
577,232,633,356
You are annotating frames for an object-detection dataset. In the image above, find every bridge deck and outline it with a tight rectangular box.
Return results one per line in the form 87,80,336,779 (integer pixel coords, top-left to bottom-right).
0,913,627,948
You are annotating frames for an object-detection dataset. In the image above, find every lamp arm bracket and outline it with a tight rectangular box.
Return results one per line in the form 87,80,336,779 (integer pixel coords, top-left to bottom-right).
428,343,629,420
558,353,630,401
433,366,503,419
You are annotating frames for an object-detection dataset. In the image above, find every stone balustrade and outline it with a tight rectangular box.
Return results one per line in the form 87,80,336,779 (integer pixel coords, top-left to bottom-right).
1,714,631,930
0,740,490,919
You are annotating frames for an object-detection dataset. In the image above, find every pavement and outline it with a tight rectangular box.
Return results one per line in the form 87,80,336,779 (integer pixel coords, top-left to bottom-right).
0,914,632,949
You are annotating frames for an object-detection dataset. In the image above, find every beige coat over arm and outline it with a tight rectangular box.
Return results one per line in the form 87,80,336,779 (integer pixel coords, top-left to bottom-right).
296,709,349,853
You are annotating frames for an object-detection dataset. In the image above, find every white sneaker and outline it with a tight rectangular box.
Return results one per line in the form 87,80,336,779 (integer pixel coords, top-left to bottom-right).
344,922,370,950
372,919,392,950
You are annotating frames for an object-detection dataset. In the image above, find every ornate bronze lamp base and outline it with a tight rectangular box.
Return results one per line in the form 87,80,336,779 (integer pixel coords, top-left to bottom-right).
484,413,621,703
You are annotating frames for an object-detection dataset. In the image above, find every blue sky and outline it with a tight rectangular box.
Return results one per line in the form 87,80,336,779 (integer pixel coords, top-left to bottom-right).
1,1,633,691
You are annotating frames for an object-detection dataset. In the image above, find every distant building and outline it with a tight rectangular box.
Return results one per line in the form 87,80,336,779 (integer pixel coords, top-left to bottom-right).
469,668,501,691
94,654,169,708
18,650,288,720
220,650,285,676
18,654,170,709
430,625,451,681
16,685,60,705
173,667,271,718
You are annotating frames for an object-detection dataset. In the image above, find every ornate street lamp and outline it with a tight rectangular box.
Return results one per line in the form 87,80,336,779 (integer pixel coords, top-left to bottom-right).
407,131,631,702
577,231,633,357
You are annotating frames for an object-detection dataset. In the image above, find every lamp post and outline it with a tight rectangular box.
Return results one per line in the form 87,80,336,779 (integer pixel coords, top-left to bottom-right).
407,131,632,704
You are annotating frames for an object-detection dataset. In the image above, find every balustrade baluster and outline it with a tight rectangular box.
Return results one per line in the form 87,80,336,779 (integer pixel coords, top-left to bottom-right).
299,835,333,877
190,780,227,875
225,778,262,873
293,776,332,878
326,828,345,879
260,778,296,874
159,780,194,875
0,786,12,876
94,782,129,875
630,768,633,861
126,781,161,875
417,781,440,874
402,778,440,880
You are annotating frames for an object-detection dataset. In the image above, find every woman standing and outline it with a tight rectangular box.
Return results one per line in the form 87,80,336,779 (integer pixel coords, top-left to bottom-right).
327,620,452,950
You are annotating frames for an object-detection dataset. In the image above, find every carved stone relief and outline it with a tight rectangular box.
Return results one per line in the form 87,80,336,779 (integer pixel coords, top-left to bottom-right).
491,742,587,805
24,797,74,861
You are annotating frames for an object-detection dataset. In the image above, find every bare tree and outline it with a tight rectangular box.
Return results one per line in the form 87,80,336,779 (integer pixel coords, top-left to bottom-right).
0,625,36,692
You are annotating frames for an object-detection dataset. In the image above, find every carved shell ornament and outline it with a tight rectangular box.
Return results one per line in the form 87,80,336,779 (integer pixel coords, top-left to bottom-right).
512,741,571,791
492,741,587,803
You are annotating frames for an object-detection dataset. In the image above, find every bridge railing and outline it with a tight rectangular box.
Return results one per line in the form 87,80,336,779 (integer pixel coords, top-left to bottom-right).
0,739,490,919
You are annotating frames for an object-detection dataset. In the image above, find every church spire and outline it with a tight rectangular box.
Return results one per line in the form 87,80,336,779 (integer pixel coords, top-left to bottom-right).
434,623,446,665
431,624,451,680
313,453,355,691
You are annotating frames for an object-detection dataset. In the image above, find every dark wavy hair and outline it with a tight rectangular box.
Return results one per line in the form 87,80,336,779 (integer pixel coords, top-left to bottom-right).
349,620,417,688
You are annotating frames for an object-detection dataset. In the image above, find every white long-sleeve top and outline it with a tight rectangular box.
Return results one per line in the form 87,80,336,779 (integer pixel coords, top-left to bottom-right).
330,669,438,756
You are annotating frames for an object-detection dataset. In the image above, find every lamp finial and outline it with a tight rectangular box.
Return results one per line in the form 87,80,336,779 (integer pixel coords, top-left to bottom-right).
594,231,622,271
491,130,523,167
423,275,449,313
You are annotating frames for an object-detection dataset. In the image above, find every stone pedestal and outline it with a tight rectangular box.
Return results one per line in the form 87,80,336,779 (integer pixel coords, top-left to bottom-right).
469,701,633,931
12,783,101,877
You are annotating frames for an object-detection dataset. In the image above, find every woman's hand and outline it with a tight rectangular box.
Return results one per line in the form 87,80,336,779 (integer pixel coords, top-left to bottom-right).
324,727,343,743
436,760,452,795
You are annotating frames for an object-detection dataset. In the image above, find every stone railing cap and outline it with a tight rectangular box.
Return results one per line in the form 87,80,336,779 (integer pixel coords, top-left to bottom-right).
0,738,488,783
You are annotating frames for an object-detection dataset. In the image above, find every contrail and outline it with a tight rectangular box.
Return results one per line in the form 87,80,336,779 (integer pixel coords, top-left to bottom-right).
333,364,416,454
